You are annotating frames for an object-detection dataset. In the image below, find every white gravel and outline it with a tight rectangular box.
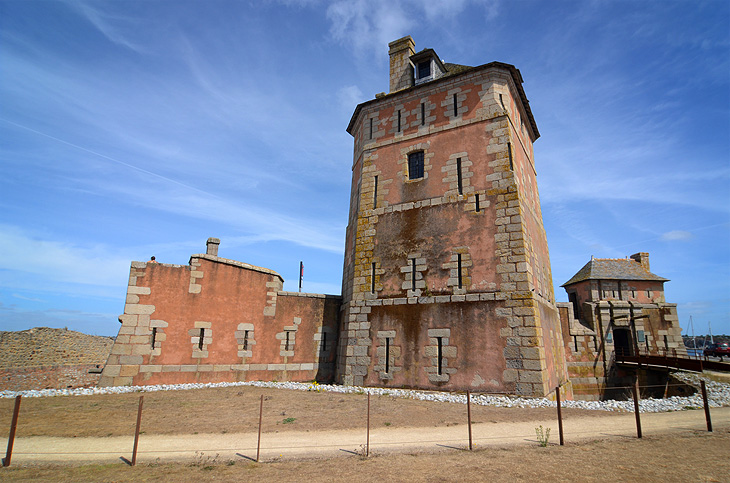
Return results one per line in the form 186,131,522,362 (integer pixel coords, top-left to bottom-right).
2,372,729,413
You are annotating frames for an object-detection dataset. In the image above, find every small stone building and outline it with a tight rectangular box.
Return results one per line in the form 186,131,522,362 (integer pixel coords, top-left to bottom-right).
99,239,340,387
556,252,686,399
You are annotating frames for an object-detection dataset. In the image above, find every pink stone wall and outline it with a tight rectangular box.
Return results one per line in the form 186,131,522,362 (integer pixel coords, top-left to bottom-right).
100,255,340,387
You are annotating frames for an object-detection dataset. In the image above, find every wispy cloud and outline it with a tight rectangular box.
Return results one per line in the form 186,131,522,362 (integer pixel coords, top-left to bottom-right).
0,225,131,288
336,85,365,113
327,0,412,58
661,230,694,242
325,0,496,58
64,0,149,54
98,184,346,254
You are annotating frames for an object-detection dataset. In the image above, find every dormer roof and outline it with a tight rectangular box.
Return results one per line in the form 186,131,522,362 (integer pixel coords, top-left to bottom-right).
410,48,447,85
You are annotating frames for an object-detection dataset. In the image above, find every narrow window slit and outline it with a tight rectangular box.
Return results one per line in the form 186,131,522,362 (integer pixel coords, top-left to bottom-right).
369,118,373,139
371,262,376,293
198,328,205,350
456,158,463,195
373,175,378,209
437,337,443,375
453,94,458,117
151,327,157,349
385,337,391,373
411,258,417,291
457,254,463,289
507,142,513,170
421,102,425,125
475,194,481,212
243,330,250,351
397,110,401,132
285,331,292,351
573,335,578,352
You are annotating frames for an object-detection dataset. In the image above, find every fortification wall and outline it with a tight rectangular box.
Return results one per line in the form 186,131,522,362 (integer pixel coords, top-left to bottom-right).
100,254,341,387
0,328,113,390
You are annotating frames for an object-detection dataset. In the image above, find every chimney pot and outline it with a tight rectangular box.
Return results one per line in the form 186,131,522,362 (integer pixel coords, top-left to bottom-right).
630,252,650,271
206,238,220,256
388,36,415,93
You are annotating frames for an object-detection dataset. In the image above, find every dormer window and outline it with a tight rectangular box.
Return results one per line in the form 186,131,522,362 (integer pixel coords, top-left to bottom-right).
411,49,445,86
417,61,431,80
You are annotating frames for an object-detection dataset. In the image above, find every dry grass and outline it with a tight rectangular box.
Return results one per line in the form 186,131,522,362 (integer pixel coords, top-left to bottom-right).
0,385,618,438
1,430,728,482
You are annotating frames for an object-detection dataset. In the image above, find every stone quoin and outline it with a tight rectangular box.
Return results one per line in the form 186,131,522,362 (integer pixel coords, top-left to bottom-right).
99,37,685,400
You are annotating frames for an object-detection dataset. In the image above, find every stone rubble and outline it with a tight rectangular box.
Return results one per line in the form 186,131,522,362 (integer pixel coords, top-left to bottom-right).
2,372,728,414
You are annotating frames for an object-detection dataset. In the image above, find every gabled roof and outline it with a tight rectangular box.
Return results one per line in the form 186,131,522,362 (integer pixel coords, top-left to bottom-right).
562,258,669,287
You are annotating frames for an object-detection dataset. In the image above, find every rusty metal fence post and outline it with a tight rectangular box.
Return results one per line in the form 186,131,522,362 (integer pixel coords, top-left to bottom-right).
256,394,264,462
466,390,473,451
631,382,642,439
555,387,564,445
131,395,144,466
701,380,713,432
3,395,21,467
366,392,371,457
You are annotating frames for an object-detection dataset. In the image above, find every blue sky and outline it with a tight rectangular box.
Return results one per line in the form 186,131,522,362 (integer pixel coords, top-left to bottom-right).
1,0,728,337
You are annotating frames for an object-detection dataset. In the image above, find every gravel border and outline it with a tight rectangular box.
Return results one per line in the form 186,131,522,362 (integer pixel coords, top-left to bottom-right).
2,372,728,413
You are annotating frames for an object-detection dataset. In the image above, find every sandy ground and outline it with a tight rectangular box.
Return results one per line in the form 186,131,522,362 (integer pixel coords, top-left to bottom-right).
7,406,728,465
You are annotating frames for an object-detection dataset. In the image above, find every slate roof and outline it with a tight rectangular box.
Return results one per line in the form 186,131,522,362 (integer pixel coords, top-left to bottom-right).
347,59,539,140
561,258,669,287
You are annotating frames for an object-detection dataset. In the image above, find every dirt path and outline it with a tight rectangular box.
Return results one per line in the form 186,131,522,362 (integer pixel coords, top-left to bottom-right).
8,407,728,465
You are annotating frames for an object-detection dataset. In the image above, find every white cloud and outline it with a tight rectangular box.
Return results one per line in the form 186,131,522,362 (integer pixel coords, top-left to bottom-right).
0,225,131,288
420,0,498,22
337,85,365,112
325,0,499,57
64,0,148,54
326,0,413,58
661,230,694,241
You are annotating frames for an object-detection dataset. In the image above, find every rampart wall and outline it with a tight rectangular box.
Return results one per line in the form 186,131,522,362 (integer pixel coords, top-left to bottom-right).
99,253,341,387
0,328,113,390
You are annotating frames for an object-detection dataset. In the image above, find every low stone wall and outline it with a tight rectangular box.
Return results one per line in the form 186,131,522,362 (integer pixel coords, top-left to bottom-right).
0,364,104,391
0,327,114,369
0,327,114,391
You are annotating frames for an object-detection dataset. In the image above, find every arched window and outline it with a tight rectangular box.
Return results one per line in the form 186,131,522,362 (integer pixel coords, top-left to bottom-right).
408,151,424,180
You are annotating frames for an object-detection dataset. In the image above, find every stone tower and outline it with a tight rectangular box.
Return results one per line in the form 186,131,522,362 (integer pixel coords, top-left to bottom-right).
336,36,571,397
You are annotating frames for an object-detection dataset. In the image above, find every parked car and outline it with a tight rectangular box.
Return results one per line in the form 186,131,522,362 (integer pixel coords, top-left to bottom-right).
703,343,730,359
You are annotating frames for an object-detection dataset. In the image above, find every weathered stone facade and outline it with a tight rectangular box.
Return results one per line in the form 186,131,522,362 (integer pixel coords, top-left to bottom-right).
98,239,340,387
557,253,687,399
99,37,694,402
0,327,113,390
335,36,571,397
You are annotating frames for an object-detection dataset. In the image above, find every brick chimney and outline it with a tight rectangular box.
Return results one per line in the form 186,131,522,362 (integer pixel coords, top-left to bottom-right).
388,36,415,93
630,252,650,271
206,237,220,256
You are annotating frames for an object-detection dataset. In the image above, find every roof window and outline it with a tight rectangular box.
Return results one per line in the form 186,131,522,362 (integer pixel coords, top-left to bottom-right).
411,49,445,85
417,61,431,80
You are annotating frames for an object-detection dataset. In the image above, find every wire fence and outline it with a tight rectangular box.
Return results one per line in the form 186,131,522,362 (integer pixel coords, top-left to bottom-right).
1,381,719,467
